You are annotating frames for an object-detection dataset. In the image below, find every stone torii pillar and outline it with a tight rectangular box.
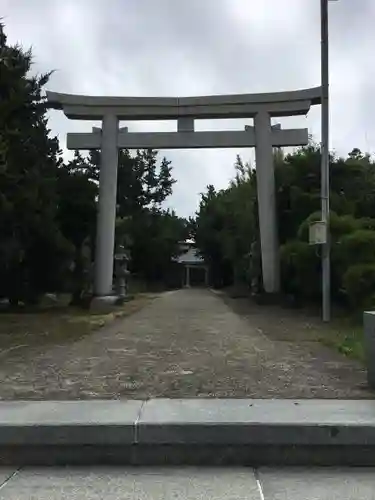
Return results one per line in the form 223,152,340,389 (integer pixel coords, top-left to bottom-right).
95,115,118,297
255,116,281,293
91,125,127,297
244,120,289,293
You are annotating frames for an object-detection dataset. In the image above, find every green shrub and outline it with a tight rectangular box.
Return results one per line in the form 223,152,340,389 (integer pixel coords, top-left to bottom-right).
297,211,359,242
329,213,361,240
280,240,320,299
358,218,375,231
342,263,375,310
337,230,375,266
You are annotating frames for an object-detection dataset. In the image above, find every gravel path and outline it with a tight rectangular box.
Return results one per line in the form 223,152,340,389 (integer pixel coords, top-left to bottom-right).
0,288,372,399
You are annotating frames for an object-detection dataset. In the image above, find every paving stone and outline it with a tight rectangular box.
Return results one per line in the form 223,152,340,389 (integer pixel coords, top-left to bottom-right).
138,398,375,445
259,467,375,500
0,468,17,489
0,467,261,499
0,401,142,445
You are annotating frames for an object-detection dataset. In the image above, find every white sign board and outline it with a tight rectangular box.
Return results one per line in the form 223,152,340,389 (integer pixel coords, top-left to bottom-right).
309,221,327,245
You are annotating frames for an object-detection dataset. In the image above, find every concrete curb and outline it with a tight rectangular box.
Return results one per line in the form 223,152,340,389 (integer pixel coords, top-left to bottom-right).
1,399,375,465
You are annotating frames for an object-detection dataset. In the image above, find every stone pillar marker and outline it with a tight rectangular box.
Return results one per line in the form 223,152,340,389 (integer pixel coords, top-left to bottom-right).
254,111,280,294
95,114,119,297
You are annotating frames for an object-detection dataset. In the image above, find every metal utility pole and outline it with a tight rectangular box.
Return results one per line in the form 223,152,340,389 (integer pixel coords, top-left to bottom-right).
321,0,331,322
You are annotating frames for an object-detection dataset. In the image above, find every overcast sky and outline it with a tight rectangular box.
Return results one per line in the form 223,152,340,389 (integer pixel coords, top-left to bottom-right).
3,0,375,217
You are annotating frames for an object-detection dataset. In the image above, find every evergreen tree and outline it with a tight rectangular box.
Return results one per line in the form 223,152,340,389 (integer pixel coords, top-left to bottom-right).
0,23,71,304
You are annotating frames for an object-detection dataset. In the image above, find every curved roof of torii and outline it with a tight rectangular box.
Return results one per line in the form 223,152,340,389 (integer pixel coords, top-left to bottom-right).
46,86,321,121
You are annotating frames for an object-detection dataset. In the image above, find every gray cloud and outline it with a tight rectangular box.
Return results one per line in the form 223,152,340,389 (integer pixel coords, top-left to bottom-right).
3,0,375,217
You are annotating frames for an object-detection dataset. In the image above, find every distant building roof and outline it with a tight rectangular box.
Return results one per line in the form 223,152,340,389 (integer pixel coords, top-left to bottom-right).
176,247,204,264
178,239,195,246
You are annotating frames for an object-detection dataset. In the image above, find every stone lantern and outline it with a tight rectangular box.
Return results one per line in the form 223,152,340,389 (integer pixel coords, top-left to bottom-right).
114,244,130,300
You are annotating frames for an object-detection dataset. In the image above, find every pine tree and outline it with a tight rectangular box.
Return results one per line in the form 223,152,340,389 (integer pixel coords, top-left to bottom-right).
0,23,72,304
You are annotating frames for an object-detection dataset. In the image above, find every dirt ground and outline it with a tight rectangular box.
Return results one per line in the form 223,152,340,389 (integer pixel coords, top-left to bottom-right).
0,288,372,400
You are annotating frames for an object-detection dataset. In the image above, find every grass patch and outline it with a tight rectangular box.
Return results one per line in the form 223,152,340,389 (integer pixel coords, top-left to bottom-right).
223,288,366,363
317,317,365,363
0,293,156,352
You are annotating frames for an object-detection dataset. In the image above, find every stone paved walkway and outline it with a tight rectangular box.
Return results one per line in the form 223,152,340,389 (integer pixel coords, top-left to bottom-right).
3,466,375,500
0,289,372,399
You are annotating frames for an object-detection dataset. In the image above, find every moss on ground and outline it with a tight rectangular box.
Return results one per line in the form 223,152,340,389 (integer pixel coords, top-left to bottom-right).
0,293,156,352
317,318,365,363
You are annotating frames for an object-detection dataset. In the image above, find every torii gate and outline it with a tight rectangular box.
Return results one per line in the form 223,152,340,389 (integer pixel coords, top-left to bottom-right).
47,87,321,300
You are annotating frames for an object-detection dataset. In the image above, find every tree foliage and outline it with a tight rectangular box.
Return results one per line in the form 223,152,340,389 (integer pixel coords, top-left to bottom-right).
194,157,257,287
5,19,375,311
194,144,375,310
0,22,186,303
0,23,72,304
79,148,175,216
70,147,185,286
123,208,188,282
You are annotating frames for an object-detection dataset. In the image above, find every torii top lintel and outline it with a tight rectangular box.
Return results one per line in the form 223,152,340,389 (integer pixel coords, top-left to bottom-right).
46,86,321,121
